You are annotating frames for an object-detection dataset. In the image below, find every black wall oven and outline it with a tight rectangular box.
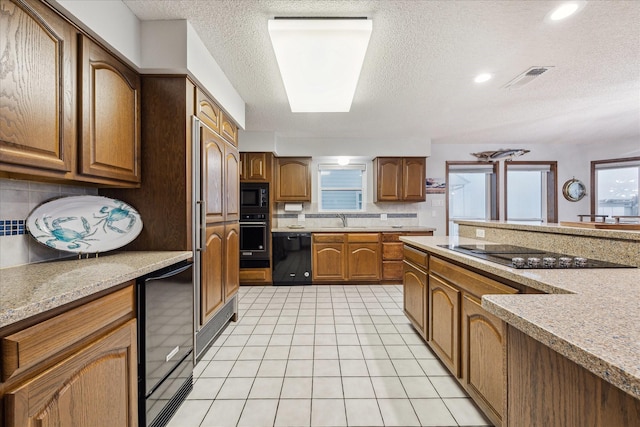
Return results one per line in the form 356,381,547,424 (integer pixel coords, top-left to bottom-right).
240,182,270,268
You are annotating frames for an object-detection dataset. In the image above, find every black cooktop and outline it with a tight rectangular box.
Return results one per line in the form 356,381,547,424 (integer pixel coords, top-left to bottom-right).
438,244,636,269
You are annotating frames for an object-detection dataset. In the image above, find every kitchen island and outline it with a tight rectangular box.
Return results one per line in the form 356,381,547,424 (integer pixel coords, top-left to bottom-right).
401,225,640,427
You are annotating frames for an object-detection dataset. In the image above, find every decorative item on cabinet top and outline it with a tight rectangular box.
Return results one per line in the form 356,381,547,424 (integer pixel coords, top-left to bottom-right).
26,196,142,253
471,149,530,162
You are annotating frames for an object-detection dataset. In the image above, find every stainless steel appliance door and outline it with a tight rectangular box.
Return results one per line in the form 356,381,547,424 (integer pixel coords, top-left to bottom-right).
141,261,194,395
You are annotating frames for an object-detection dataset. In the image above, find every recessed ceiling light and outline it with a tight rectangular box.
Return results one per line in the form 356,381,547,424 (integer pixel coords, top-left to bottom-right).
474,73,492,83
268,18,372,113
550,3,580,20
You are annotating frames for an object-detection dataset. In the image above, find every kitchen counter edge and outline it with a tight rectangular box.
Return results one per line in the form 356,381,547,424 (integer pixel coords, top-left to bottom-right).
271,226,436,233
0,251,193,329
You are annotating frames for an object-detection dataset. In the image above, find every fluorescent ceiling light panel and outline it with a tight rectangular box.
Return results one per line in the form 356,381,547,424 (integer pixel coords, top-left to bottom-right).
268,18,372,113
550,3,580,20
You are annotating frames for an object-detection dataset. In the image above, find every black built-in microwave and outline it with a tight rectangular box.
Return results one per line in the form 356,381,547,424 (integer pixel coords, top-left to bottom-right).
240,182,269,212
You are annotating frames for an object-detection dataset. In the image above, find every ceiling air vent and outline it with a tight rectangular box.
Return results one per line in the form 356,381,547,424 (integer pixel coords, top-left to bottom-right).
503,66,554,89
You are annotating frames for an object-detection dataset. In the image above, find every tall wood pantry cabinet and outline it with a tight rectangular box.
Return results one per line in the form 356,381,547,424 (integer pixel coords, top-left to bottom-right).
102,76,239,356
0,0,141,187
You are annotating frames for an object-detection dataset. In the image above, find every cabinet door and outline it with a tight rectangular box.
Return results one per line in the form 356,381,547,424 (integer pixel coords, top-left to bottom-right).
403,260,427,337
196,88,220,133
202,126,224,223
347,243,380,281
275,157,311,202
225,222,239,300
462,295,505,427
429,274,460,376
225,146,239,221
201,224,224,326
402,157,426,201
244,152,270,181
376,158,402,201
220,112,238,146
0,0,75,174
312,242,346,281
78,36,141,183
4,320,137,427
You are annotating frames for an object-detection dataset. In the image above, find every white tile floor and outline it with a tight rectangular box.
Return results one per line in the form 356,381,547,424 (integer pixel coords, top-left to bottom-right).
168,285,492,427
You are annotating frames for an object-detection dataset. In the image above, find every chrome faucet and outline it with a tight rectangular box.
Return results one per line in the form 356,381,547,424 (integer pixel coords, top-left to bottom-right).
337,213,347,227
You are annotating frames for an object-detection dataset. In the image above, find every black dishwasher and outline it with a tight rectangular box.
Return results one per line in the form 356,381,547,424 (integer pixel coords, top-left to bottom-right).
272,232,312,285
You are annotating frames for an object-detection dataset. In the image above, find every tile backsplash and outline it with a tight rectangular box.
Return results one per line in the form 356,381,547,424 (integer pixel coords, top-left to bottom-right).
0,178,98,269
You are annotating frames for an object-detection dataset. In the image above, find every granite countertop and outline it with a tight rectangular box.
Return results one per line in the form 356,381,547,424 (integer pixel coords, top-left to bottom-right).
0,251,193,329
271,226,436,233
400,235,640,400
455,219,640,241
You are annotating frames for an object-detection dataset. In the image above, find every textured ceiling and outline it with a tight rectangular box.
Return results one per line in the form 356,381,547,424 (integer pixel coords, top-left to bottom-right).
123,0,640,146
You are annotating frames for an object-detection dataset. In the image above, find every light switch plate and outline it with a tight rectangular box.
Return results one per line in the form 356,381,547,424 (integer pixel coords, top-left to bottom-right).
298,214,305,222
380,213,388,221
476,228,485,238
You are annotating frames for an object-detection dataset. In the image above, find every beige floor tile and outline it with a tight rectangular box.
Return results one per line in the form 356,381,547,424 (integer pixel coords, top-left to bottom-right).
275,399,311,427
311,399,347,427
371,376,407,398
314,359,341,377
249,377,284,399
344,399,384,426
312,377,344,398
410,398,458,426
187,377,225,400
166,400,212,427
199,399,245,427
217,377,254,399
286,359,314,377
257,359,287,377
237,399,279,427
443,397,493,426
377,398,420,426
400,376,439,398
342,377,376,398
281,377,313,399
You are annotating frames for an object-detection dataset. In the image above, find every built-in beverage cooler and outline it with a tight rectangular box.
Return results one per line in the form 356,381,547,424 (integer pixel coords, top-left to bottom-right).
137,260,194,427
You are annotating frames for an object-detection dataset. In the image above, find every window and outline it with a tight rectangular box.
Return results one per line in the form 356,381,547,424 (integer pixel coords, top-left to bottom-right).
318,164,366,211
592,157,640,218
505,161,557,223
446,162,498,235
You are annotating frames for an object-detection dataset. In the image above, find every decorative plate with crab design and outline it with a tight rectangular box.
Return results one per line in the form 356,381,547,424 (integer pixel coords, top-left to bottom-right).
26,196,143,253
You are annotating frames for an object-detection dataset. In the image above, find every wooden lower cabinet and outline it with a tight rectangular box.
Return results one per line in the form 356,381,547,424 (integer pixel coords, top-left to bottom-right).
312,242,346,282
462,295,505,427
201,222,238,326
201,224,224,325
428,273,460,376
225,222,239,299
508,326,640,427
403,259,427,338
4,320,137,427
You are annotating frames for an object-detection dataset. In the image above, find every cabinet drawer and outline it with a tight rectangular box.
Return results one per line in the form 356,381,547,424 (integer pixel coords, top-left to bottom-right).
239,268,272,283
347,233,380,243
313,233,345,243
404,245,428,267
430,256,518,298
382,233,402,242
1,284,135,381
383,261,404,280
383,242,404,260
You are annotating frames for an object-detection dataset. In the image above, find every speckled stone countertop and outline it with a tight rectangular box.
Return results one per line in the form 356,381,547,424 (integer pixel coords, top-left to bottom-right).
0,251,192,329
400,235,640,400
455,219,640,241
271,226,436,233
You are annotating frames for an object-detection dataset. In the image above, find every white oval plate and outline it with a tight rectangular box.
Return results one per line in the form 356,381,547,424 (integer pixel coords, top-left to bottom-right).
26,195,143,254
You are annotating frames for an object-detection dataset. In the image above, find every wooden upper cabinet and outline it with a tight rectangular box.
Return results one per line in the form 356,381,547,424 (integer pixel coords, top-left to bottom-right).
220,112,238,146
78,35,141,183
241,152,272,182
0,0,75,174
375,158,402,201
196,88,220,134
202,125,224,224
275,157,312,202
225,146,239,221
402,157,426,201
374,157,426,202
